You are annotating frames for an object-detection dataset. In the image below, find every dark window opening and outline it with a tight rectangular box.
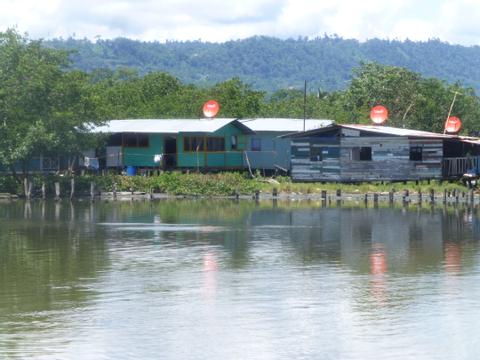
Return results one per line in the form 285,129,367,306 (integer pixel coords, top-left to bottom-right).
360,147,372,161
124,133,138,147
251,138,262,152
310,146,323,161
184,136,205,152
108,133,122,146
122,133,149,148
207,137,225,152
352,147,372,161
231,135,238,150
138,134,149,147
410,146,423,161
43,157,59,170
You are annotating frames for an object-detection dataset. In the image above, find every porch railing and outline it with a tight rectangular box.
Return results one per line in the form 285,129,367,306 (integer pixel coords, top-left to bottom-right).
443,157,480,178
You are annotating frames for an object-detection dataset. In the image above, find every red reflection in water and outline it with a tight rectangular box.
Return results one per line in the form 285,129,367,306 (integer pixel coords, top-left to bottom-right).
370,244,387,304
203,252,218,272
202,252,218,300
444,242,461,273
370,246,387,275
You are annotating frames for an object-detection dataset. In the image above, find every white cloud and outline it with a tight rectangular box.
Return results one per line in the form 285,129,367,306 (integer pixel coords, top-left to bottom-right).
0,0,479,45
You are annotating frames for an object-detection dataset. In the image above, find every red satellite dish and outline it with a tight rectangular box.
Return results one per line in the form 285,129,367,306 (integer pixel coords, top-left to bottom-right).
445,116,462,134
203,100,220,118
370,105,388,125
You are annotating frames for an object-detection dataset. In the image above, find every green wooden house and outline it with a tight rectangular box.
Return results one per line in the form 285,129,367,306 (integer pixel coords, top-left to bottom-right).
90,119,254,172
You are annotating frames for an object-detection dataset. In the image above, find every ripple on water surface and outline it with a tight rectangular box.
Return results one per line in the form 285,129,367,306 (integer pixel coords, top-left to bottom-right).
0,201,480,359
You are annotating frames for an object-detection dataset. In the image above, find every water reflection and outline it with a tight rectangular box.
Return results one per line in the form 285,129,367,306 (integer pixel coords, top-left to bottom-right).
0,200,479,359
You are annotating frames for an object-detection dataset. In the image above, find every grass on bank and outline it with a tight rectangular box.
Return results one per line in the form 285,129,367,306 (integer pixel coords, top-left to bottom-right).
0,172,472,197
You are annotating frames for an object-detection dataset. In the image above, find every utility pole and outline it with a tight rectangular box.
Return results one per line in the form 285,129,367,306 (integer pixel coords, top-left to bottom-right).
303,80,307,132
443,90,461,134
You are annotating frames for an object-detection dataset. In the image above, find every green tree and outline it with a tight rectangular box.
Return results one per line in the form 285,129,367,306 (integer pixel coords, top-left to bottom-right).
342,62,423,126
338,62,480,134
0,29,103,180
209,78,265,118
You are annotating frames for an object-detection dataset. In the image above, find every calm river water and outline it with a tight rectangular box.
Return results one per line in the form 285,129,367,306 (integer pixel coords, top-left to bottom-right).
0,199,479,359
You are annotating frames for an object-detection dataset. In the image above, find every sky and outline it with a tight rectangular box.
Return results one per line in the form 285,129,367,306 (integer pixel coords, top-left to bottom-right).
1,0,479,45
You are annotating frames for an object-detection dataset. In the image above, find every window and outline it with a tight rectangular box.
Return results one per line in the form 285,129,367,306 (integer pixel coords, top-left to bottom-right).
184,136,205,152
124,133,138,147
251,138,262,151
207,137,225,152
352,147,372,161
410,146,423,161
138,134,149,147
42,157,59,170
108,133,122,146
231,135,238,150
310,146,323,161
122,133,149,148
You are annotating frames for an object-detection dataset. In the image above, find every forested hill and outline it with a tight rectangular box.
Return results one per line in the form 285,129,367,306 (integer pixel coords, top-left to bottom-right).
46,36,480,93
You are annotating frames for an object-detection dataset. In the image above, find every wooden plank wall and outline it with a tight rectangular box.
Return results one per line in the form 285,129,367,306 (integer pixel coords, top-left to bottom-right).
340,137,442,181
291,136,443,182
291,138,341,181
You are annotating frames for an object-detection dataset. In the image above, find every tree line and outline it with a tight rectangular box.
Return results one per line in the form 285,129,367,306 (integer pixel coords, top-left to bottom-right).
1,29,480,179
46,35,480,93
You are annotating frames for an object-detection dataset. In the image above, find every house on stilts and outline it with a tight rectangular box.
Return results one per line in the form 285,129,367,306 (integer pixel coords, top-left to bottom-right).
286,124,480,182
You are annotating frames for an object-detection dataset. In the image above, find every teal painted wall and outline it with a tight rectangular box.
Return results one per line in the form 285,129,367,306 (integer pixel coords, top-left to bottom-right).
177,124,246,169
123,134,163,167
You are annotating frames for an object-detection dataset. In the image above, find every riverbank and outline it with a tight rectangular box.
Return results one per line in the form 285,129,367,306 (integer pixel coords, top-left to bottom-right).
0,172,474,199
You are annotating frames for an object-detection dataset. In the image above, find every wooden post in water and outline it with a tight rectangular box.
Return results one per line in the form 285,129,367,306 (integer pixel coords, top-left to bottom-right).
364,193,368,205
272,188,278,197
403,189,409,203
418,189,422,205
321,190,327,200
443,189,447,204
70,178,75,201
254,190,260,201
470,189,475,205
55,182,60,201
336,189,341,198
429,189,435,204
41,182,46,200
389,189,394,204
373,193,379,207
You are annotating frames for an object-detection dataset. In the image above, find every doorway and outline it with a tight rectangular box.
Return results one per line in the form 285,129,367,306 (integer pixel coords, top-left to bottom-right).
164,137,177,169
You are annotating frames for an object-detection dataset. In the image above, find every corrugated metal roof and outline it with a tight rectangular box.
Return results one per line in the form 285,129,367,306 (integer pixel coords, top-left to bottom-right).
88,118,246,134
341,124,454,138
240,118,333,132
284,124,480,144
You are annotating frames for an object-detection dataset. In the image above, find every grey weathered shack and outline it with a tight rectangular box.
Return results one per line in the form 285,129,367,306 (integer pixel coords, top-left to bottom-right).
288,124,480,182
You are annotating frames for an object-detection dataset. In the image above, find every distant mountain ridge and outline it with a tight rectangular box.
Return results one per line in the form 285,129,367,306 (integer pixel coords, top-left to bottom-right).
46,36,480,93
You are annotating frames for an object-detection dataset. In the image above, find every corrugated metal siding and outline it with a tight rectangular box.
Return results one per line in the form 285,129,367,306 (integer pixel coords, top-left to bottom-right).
106,146,122,167
243,135,291,170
